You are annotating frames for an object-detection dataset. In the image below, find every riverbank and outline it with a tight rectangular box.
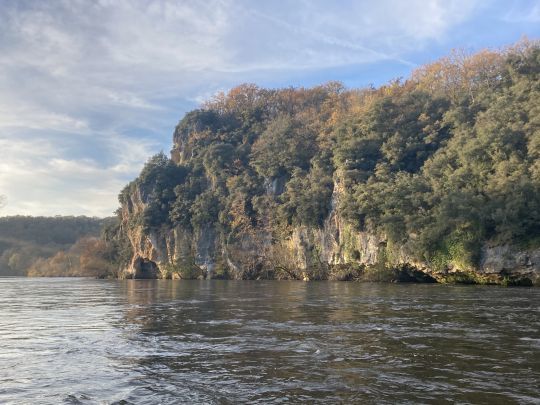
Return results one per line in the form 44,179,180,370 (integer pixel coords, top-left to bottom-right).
129,261,537,286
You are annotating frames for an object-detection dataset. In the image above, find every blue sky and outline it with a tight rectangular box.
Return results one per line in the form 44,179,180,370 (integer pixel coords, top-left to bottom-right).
0,0,539,217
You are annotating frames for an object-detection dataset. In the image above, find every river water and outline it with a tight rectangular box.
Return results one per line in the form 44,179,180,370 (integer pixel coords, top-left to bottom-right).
0,278,539,404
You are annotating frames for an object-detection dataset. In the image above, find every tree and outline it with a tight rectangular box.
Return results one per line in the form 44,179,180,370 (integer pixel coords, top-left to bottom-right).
251,115,317,178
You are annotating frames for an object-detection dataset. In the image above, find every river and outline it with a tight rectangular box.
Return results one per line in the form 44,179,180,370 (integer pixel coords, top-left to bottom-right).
0,278,539,404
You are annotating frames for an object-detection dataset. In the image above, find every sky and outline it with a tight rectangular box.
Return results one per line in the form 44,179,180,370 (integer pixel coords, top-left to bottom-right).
0,0,539,217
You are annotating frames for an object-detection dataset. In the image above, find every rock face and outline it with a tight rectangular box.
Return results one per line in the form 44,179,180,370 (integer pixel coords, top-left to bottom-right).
119,179,539,285
478,245,540,285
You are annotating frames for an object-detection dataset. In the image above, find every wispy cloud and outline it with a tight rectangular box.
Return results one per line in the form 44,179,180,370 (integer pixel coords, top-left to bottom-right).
504,1,540,22
0,133,158,216
0,0,516,216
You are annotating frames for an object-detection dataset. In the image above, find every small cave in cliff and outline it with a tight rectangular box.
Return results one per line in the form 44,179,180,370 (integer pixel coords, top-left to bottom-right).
133,256,159,279
394,265,437,283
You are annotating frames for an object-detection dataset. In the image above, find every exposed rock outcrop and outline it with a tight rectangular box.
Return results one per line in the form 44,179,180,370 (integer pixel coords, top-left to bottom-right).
118,179,539,285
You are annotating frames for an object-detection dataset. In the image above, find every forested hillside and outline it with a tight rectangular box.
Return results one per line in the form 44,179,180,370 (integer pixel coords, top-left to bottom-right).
0,216,114,277
112,40,540,284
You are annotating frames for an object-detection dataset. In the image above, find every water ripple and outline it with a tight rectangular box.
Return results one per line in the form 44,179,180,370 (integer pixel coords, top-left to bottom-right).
0,278,539,404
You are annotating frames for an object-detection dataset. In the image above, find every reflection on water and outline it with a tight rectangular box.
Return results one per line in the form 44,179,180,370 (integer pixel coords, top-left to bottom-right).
0,278,539,404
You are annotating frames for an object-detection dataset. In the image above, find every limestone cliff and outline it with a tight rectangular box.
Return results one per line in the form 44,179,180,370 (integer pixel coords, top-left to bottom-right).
119,178,539,285
115,48,540,286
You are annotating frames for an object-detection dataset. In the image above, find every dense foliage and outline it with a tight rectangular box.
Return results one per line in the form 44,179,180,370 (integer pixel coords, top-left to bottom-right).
120,40,540,271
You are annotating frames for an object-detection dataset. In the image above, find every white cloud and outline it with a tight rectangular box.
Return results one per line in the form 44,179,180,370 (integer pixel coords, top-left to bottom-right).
0,0,483,216
0,133,158,217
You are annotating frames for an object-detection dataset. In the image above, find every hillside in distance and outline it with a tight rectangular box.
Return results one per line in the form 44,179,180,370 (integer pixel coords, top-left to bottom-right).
0,216,114,277
108,39,540,285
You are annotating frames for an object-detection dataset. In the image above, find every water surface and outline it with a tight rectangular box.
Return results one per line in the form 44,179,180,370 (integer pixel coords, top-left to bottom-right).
0,278,539,404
